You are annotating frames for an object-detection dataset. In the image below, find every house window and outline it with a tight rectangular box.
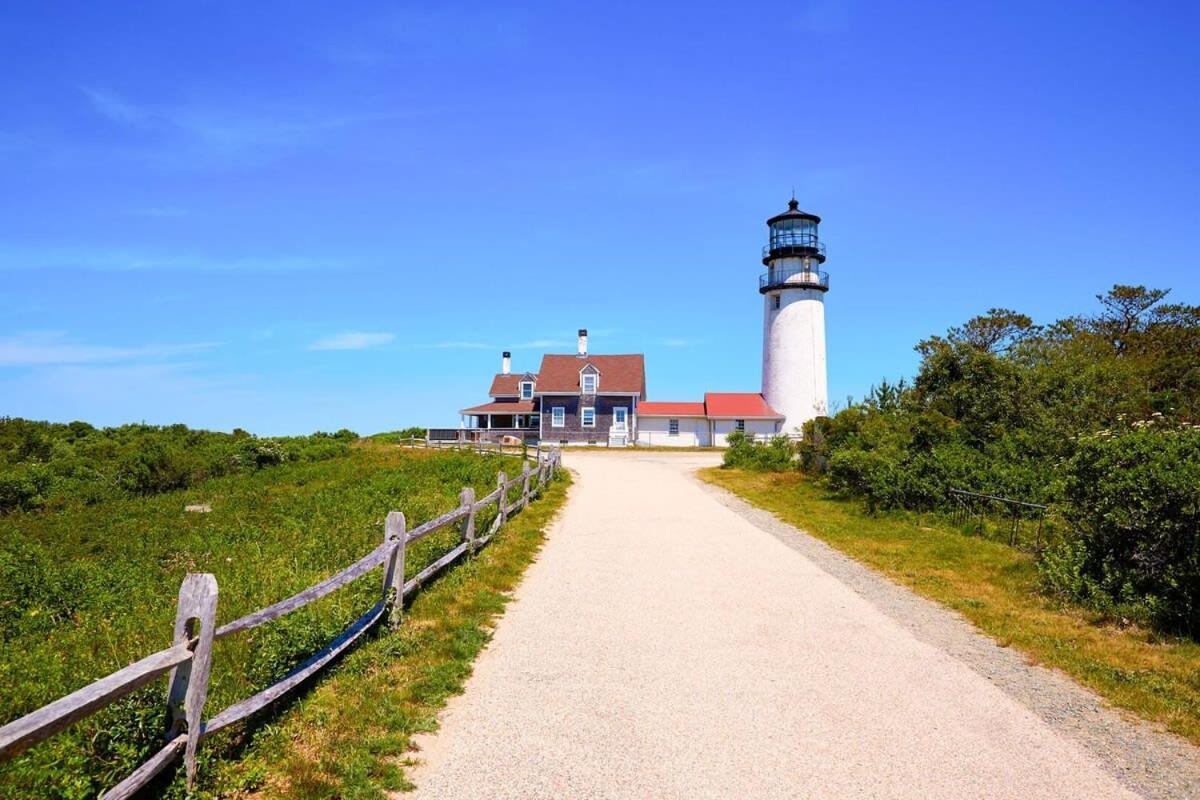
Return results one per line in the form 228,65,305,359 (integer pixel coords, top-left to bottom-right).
581,373,597,394
520,381,534,400
735,419,746,432
668,419,680,436
551,407,565,428
582,407,596,427
528,413,540,429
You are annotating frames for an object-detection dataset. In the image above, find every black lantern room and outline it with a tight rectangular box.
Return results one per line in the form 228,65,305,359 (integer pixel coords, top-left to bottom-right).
759,198,830,294
763,198,826,266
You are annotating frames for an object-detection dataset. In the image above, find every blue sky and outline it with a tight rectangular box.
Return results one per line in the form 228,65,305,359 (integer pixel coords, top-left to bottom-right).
2,1,1198,434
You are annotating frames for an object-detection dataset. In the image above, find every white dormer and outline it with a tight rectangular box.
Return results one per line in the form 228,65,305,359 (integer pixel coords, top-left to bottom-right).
520,378,535,400
580,363,599,394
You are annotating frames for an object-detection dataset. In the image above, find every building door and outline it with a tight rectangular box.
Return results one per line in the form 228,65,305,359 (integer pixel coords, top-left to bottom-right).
613,407,628,432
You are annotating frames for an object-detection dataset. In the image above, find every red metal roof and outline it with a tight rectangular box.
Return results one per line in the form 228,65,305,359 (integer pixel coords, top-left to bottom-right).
460,400,537,415
535,354,646,395
488,373,537,397
638,401,706,416
703,392,783,419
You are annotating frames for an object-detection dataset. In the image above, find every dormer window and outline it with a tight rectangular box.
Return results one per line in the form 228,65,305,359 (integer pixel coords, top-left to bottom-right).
520,381,534,400
581,373,598,394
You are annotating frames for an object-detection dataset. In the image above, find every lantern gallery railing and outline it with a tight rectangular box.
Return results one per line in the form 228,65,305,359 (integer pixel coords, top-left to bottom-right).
759,267,830,293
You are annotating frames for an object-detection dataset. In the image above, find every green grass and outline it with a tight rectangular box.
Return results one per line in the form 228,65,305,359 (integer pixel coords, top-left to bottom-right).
204,470,572,798
700,467,1200,746
0,443,540,799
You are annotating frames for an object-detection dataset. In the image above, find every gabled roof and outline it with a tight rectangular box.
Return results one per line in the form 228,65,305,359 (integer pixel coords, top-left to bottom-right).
488,372,537,397
461,399,537,415
535,354,645,396
704,392,783,419
638,401,706,417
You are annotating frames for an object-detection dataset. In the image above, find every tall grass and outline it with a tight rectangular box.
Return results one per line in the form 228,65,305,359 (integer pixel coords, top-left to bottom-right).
0,444,522,799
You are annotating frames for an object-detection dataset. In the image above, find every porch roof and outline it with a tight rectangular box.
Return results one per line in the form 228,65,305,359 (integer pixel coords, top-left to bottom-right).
460,400,537,415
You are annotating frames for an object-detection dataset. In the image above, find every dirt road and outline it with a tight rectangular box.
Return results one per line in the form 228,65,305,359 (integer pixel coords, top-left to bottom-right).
406,451,1196,799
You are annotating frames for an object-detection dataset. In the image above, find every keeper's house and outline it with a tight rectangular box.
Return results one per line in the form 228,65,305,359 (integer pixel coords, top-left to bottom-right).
451,330,647,448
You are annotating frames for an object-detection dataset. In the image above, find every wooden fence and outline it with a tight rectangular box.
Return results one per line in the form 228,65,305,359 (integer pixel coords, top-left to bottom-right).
0,443,562,798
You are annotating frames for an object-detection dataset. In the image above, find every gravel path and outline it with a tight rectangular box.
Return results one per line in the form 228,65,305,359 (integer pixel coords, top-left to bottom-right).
405,451,1199,799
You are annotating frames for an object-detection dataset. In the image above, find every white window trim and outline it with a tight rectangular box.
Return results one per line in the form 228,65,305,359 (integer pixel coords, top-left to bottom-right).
581,373,598,394
551,406,566,428
581,406,596,427
520,381,534,400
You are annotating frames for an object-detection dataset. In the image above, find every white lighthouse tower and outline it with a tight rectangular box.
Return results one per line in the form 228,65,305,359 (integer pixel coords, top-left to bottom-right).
760,198,829,431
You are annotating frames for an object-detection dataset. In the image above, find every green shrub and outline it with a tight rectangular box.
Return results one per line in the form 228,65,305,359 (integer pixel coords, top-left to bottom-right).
0,465,52,512
1042,427,1200,635
722,431,795,471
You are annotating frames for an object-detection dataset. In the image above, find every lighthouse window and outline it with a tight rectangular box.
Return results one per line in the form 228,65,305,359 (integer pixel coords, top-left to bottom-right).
774,295,781,310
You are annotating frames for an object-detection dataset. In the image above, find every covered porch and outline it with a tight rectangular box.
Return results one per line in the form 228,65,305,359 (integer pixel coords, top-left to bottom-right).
441,400,541,443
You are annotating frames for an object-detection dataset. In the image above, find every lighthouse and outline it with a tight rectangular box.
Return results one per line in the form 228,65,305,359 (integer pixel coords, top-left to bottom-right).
760,198,829,431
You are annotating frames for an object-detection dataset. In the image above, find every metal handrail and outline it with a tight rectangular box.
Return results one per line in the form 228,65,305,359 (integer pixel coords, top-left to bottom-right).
759,267,830,290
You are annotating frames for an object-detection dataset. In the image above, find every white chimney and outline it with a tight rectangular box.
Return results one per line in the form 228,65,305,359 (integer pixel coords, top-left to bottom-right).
577,329,588,357
501,351,511,375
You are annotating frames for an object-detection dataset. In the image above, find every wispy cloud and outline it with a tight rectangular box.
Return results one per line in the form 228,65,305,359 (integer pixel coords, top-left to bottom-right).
659,337,703,348
0,332,215,367
512,338,569,349
80,86,414,163
308,332,395,351
425,340,491,350
0,245,342,272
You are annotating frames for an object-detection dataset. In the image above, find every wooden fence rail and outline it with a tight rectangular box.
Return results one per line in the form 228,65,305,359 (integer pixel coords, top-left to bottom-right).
0,444,562,798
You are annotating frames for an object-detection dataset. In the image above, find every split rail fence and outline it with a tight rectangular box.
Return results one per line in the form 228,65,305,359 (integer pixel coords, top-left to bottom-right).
0,443,562,798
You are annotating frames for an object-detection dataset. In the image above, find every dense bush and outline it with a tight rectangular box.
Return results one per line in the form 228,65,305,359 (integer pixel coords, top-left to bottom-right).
1041,427,1200,635
722,431,795,470
787,285,1200,633
0,419,359,512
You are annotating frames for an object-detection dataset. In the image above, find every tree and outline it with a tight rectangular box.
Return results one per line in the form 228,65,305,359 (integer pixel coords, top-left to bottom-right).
1093,284,1169,354
947,308,1036,353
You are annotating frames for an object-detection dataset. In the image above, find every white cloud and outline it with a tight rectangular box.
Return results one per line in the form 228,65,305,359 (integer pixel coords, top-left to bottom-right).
660,337,702,348
0,332,215,367
512,338,569,349
0,245,341,272
308,332,395,351
427,340,491,350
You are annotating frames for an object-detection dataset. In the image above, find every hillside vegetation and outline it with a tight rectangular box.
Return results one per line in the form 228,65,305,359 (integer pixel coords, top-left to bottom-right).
726,285,1200,637
0,432,530,799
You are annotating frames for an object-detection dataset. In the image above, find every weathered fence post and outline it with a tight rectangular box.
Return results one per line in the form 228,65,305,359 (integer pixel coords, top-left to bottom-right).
496,471,508,526
165,573,218,790
383,511,406,627
521,462,531,509
460,487,477,552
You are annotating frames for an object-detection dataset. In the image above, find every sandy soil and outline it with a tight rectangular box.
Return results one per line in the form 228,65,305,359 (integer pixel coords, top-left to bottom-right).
404,451,1196,799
